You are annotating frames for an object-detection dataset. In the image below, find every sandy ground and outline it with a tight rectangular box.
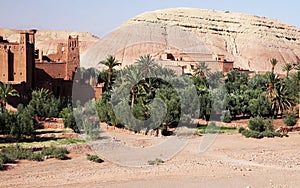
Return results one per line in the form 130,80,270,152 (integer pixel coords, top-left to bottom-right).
1,128,300,188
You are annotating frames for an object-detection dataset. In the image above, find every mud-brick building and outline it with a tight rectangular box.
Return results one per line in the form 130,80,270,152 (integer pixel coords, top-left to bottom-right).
0,30,104,103
35,35,80,96
0,30,36,92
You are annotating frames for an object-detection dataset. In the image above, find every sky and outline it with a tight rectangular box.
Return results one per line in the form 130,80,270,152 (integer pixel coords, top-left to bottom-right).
1,0,299,38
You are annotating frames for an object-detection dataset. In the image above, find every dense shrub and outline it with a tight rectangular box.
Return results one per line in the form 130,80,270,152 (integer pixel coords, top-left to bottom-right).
74,101,101,140
241,130,263,139
60,106,79,133
40,147,69,160
263,118,274,132
260,131,282,138
248,117,265,132
221,110,231,123
148,158,164,165
238,127,245,133
27,89,60,118
1,146,42,162
241,129,283,139
0,105,35,140
283,112,297,127
10,105,35,140
0,157,3,170
242,117,282,139
87,154,104,163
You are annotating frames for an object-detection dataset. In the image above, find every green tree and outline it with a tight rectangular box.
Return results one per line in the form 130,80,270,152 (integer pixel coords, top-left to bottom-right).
248,93,272,117
283,112,297,127
10,104,35,140
270,58,278,73
135,54,157,77
99,55,121,89
282,63,293,77
0,83,19,113
193,62,211,77
271,81,295,117
59,106,79,133
28,89,60,118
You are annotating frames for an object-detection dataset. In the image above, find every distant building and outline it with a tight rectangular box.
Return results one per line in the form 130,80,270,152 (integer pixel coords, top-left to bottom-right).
0,30,36,91
0,30,103,103
35,35,80,96
159,52,234,75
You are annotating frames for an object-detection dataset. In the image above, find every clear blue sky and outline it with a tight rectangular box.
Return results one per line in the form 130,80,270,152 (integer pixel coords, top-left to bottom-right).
1,0,299,38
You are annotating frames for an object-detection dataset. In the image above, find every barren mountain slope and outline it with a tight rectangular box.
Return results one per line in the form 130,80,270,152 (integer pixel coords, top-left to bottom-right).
82,8,300,73
0,28,100,60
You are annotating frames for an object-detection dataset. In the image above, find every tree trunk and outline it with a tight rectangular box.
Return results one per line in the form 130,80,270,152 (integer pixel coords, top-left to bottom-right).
131,95,135,108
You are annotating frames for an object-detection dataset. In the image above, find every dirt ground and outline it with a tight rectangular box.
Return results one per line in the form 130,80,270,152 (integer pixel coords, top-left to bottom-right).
1,127,300,188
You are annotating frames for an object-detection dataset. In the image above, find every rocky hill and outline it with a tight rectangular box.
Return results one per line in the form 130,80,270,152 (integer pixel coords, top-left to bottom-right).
0,28,99,60
82,8,300,73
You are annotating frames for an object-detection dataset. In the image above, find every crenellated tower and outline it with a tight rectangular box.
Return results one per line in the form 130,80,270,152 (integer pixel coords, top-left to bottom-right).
66,36,80,80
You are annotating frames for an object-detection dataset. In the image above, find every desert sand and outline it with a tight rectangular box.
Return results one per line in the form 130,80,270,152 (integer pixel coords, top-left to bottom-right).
1,126,300,188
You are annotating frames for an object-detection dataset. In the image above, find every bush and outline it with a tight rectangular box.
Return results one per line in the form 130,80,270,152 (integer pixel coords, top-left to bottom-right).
241,129,283,139
221,110,231,123
238,127,245,133
0,157,3,170
0,146,69,170
148,158,164,165
87,155,104,163
241,130,263,139
1,146,33,161
260,131,282,138
248,117,265,132
40,147,69,160
60,106,79,133
27,89,60,118
263,118,274,132
283,113,297,127
0,106,35,140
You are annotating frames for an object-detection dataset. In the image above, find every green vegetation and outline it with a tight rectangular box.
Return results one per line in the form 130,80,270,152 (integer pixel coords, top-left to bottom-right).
0,55,299,145
197,123,236,134
0,146,69,169
148,158,164,165
0,138,86,148
283,112,297,127
87,154,104,163
240,117,284,139
0,82,19,113
221,110,231,123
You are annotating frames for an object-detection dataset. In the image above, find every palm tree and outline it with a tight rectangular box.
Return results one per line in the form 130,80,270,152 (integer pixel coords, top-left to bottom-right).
135,54,157,77
121,67,142,108
271,81,295,117
282,63,293,77
0,82,19,113
99,55,121,87
193,62,211,77
291,62,300,122
294,63,300,72
270,58,278,73
265,72,279,99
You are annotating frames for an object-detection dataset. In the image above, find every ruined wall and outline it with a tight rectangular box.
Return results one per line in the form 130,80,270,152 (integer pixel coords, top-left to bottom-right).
47,43,67,62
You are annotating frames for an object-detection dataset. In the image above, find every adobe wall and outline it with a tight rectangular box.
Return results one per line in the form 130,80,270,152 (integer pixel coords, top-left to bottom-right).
35,62,67,79
0,45,9,82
